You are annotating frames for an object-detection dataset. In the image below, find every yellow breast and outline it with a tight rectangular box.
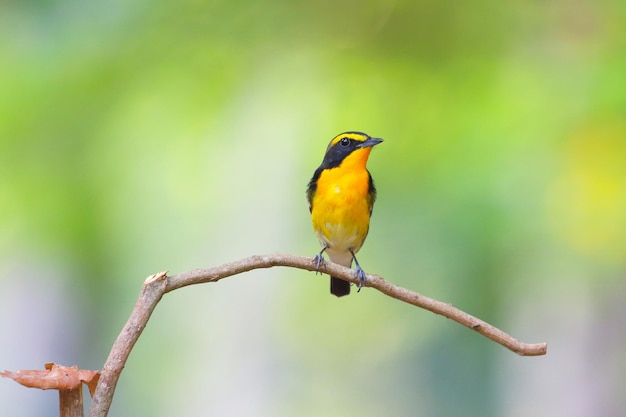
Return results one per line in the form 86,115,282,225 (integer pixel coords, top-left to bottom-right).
310,149,373,253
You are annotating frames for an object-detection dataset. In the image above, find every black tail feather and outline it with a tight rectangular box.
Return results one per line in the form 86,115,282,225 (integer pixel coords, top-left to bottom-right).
330,276,350,297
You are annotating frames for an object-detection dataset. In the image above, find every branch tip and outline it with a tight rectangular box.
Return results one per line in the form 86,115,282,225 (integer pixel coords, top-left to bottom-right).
144,271,168,285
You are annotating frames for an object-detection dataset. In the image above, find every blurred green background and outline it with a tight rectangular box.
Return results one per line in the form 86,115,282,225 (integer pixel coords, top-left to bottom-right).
2,0,626,416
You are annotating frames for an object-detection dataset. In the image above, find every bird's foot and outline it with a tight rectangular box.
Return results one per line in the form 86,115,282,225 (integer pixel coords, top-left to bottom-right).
355,265,367,292
313,253,326,274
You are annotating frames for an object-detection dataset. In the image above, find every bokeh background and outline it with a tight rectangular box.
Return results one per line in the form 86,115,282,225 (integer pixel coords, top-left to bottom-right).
2,1,626,416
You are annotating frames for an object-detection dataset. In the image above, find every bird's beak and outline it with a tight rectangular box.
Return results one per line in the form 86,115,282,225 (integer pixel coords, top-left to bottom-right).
357,137,383,148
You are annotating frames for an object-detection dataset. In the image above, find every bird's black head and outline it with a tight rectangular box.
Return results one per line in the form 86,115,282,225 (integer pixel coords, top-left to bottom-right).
320,131,383,169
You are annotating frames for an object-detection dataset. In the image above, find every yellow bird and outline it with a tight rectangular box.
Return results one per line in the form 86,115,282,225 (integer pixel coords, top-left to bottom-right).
307,131,383,297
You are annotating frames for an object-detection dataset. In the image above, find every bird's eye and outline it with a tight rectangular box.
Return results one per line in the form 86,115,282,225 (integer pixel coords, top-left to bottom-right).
340,137,350,147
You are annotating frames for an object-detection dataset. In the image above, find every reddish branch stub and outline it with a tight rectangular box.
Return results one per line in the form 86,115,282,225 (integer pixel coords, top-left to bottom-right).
0,362,100,396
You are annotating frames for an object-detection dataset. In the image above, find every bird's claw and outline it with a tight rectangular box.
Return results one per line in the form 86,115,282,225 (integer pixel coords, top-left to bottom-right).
313,253,326,274
355,265,367,292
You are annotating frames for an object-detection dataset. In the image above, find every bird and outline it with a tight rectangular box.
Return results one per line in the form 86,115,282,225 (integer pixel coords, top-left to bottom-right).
306,131,383,297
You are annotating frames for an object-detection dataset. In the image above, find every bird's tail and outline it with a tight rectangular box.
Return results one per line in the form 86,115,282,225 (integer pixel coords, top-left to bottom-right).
330,276,350,297
329,252,353,297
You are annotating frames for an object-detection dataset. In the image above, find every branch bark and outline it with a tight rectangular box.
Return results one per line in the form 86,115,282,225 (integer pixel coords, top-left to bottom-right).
59,386,83,417
87,253,547,417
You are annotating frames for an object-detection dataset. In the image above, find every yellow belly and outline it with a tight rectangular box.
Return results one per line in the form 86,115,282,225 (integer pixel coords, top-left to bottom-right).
311,166,372,261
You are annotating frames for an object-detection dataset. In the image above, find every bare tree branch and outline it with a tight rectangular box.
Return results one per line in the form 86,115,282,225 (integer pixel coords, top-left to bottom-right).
87,253,547,417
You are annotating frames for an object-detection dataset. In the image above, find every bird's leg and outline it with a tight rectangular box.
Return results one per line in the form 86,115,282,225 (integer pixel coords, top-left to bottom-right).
350,250,367,292
313,246,327,274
